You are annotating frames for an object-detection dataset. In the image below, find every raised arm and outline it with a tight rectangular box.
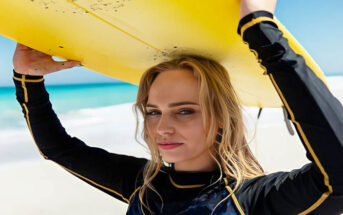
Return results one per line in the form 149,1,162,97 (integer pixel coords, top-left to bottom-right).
235,1,343,215
12,44,148,203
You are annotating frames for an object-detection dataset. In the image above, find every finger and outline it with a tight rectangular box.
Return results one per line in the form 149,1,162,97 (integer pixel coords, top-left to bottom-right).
60,60,82,69
43,60,82,75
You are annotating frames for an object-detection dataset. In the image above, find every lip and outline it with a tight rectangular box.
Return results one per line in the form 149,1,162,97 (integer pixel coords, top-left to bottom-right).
157,142,183,150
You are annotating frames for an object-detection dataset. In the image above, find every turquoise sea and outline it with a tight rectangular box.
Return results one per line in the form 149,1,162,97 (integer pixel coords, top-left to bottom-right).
0,83,138,129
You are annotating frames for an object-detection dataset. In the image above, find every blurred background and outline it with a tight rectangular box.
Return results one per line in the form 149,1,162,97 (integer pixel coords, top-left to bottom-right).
0,0,342,214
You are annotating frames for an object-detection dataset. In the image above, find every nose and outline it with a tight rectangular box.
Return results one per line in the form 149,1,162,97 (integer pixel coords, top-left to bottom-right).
156,114,175,137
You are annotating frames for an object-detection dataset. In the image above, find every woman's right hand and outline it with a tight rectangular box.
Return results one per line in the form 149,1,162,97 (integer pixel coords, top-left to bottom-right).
13,43,81,76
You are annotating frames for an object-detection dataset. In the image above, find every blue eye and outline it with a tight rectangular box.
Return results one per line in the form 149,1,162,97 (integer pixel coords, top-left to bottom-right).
146,110,160,116
145,109,194,116
179,109,194,115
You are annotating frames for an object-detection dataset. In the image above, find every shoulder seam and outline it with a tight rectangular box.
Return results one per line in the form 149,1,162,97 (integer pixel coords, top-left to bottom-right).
224,177,245,215
129,186,141,203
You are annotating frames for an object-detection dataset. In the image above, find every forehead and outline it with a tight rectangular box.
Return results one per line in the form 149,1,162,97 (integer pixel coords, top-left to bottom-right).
148,69,199,105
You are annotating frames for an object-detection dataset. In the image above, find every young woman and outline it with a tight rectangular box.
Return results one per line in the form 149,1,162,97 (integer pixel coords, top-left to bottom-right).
12,0,343,214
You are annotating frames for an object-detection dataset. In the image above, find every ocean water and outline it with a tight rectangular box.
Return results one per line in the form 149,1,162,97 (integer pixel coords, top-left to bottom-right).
0,83,139,164
0,83,138,129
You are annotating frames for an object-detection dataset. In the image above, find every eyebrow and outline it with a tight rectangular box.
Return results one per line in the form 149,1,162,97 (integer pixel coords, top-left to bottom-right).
146,101,199,108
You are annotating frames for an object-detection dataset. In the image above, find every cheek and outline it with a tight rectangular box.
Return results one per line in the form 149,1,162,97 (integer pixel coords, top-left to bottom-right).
177,116,207,149
183,121,207,147
184,120,204,137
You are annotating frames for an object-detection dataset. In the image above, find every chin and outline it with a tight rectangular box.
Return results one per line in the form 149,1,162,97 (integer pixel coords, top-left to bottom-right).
162,157,177,164
161,154,184,164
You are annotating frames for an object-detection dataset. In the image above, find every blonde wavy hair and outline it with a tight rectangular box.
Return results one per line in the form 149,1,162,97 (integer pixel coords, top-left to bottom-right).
133,54,264,214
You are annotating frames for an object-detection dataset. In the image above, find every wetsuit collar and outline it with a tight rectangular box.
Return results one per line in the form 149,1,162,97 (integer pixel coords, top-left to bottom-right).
167,163,222,188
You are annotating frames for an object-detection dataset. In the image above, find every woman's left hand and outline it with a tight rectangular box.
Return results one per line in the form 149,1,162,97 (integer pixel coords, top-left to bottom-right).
239,0,277,19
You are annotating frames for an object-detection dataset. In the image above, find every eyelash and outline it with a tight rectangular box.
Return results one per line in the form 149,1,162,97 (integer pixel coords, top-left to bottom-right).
146,109,194,116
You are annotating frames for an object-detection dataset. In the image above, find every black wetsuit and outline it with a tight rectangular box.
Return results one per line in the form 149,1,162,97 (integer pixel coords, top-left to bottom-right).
13,11,343,214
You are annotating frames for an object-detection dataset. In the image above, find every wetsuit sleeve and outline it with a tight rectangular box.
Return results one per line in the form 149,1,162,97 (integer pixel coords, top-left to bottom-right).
13,70,148,204
236,11,343,215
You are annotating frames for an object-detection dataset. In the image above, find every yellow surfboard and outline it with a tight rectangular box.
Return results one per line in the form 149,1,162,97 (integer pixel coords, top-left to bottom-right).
0,0,327,107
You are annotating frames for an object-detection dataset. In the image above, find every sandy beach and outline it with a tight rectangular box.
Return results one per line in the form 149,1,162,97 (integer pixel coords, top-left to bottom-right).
0,76,342,215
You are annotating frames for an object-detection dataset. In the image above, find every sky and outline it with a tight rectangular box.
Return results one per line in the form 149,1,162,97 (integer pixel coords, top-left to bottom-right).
0,0,342,87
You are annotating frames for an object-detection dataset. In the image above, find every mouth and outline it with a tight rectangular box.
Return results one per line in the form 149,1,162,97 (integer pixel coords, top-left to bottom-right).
157,142,183,150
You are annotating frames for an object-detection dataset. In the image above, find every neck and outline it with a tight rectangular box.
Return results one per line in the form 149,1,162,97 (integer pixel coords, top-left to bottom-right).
173,159,217,172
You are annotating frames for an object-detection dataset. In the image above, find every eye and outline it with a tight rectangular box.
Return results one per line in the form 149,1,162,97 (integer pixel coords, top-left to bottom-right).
146,110,160,116
178,109,194,115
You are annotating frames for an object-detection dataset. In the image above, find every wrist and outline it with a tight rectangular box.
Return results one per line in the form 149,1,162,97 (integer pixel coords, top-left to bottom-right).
13,69,48,105
13,69,44,81
237,11,274,36
239,0,277,19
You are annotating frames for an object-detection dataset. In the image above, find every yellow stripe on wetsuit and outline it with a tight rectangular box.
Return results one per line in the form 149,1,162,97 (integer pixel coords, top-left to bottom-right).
241,18,333,215
169,174,206,189
17,74,131,203
224,177,246,215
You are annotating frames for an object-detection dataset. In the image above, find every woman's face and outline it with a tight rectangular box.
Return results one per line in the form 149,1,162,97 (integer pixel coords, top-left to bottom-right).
146,68,216,171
